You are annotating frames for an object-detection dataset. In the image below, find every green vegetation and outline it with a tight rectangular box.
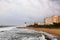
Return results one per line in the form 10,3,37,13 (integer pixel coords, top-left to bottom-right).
27,23,60,28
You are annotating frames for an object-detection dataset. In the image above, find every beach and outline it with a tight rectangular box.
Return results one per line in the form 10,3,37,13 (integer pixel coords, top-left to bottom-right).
24,27,60,37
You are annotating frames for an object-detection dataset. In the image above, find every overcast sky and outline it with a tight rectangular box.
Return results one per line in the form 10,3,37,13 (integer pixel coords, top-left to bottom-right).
0,0,60,25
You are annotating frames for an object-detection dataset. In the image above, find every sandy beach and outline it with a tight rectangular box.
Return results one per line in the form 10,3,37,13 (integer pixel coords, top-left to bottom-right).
24,27,60,37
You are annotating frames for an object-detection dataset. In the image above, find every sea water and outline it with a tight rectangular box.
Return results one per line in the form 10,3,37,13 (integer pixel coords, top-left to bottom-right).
0,27,46,40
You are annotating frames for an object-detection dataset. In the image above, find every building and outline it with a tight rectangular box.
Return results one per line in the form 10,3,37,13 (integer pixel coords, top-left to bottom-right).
39,23,45,25
32,22,38,25
53,15,59,23
58,16,60,23
53,15,60,24
44,17,53,25
44,15,60,25
32,22,45,25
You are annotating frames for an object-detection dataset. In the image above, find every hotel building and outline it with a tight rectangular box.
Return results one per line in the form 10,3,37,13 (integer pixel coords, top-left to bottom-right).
45,15,60,25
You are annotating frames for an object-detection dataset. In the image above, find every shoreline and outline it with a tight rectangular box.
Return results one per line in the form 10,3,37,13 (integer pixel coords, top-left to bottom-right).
23,27,60,37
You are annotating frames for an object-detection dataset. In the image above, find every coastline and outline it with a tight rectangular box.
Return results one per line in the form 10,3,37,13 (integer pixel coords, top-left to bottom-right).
23,27,60,37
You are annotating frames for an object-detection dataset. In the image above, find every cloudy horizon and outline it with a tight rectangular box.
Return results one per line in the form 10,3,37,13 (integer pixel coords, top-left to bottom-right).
0,0,60,25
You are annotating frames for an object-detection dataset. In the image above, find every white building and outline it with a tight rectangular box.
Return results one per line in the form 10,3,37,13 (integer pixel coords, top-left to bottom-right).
44,17,53,25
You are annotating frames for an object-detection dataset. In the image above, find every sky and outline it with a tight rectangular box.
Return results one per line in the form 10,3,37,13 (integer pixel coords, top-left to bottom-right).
0,0,60,25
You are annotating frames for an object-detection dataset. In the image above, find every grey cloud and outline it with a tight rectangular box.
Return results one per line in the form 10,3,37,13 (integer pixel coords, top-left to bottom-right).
0,0,60,25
